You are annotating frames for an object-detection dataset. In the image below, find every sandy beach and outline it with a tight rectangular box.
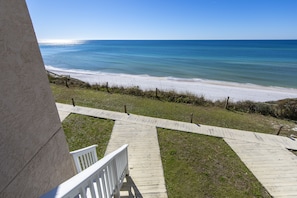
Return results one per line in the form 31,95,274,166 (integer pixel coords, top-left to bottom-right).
46,66,297,102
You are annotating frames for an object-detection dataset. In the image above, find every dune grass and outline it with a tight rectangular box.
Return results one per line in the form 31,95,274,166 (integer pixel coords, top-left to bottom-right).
49,73,297,121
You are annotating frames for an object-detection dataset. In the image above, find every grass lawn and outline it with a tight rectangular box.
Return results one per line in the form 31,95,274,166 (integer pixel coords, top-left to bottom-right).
158,128,271,197
62,114,113,158
52,84,296,136
55,84,297,197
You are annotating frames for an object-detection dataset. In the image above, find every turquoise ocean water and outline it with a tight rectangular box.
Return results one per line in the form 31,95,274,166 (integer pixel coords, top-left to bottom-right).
40,40,297,88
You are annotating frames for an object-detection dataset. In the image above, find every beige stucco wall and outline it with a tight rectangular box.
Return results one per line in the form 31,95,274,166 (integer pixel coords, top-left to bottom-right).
0,0,75,197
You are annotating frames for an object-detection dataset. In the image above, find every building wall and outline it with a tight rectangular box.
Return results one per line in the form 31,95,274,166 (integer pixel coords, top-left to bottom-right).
0,0,75,197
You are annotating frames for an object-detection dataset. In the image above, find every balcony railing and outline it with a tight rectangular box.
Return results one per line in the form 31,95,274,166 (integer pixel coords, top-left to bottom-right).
70,144,99,173
41,144,129,198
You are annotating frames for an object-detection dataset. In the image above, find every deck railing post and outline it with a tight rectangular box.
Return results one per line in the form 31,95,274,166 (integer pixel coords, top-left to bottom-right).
125,147,129,176
112,157,120,198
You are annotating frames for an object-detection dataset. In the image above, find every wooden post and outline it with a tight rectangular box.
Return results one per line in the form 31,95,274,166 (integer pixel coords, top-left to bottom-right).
71,98,75,107
65,78,69,88
190,113,193,123
276,125,283,135
124,105,127,114
225,96,230,109
155,88,158,98
106,82,110,93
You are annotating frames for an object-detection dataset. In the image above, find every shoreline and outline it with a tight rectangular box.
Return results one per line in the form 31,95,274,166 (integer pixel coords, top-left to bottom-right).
46,65,297,102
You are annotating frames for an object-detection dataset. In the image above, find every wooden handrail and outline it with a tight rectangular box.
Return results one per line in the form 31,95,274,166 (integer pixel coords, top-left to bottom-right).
41,144,129,198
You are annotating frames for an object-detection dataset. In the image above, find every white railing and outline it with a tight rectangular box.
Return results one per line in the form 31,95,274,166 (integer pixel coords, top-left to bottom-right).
41,144,129,198
70,145,98,173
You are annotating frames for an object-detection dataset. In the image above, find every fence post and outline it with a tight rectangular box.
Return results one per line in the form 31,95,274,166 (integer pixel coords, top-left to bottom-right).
65,77,69,88
124,105,127,114
190,113,193,123
276,125,283,135
106,82,110,93
71,98,75,107
225,96,230,110
156,88,158,98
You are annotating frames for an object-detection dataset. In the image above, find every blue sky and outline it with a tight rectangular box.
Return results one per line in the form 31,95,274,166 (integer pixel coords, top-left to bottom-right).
26,0,297,40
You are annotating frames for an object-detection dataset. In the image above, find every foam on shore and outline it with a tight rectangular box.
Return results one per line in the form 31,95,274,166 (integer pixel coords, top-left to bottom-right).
46,65,297,102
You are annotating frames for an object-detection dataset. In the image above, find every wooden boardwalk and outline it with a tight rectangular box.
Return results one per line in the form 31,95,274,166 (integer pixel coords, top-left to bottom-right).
225,138,297,198
105,121,167,198
57,103,297,150
57,110,71,121
57,103,297,197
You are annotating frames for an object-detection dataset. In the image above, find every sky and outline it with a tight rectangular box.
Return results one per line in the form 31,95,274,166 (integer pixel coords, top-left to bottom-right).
26,0,297,40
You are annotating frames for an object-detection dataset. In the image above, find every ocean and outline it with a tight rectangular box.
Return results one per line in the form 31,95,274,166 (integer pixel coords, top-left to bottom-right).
40,40,297,101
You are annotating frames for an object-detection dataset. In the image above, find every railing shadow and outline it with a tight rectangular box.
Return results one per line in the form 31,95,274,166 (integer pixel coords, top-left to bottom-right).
121,175,143,198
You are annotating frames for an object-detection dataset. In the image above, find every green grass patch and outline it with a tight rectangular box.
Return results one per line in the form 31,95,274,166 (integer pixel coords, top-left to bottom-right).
62,114,114,158
158,128,271,198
